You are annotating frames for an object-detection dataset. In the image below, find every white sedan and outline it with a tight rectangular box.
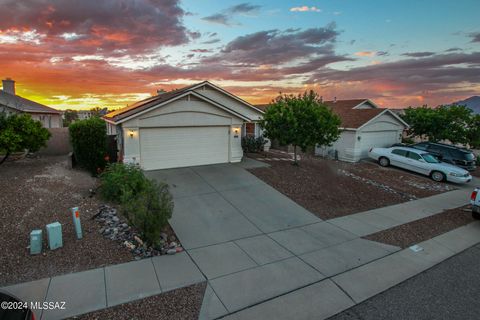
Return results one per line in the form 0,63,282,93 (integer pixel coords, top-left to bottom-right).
368,146,472,184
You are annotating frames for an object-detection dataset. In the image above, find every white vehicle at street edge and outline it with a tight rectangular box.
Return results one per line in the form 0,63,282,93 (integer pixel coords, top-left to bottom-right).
471,187,480,220
368,146,472,184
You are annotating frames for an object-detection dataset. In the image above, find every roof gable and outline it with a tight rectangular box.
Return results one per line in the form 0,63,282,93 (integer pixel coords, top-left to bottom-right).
358,109,409,130
104,81,262,123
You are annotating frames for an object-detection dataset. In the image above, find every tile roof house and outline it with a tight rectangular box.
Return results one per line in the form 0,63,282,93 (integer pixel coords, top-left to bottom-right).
104,81,268,170
256,98,408,162
0,78,62,128
317,99,409,162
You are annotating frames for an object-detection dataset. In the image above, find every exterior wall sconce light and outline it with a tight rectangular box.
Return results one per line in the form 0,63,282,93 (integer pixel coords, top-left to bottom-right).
232,127,240,138
357,136,361,141
129,129,134,138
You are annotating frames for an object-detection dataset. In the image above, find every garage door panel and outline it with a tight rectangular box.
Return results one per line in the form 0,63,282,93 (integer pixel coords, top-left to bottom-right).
140,127,229,170
360,131,399,158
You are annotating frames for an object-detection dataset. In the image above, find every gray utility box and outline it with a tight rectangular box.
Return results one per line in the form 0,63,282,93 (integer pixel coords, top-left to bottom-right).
46,222,63,250
30,229,42,255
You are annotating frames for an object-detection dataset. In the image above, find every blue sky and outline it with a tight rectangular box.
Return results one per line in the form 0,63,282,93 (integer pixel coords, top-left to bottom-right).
182,0,478,62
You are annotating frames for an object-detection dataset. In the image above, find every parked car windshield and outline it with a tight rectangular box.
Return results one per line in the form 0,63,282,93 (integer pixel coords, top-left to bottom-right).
422,153,440,163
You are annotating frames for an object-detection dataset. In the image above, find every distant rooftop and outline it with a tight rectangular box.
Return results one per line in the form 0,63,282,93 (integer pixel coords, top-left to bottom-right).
0,78,60,114
0,90,61,114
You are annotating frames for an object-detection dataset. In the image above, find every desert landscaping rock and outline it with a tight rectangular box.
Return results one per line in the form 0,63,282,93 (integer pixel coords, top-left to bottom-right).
0,156,181,287
94,204,183,258
248,153,453,220
364,206,475,248
72,282,206,320
0,156,133,286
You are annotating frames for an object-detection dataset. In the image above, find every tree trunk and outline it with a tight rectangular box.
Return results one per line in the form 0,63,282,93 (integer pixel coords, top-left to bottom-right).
293,145,298,165
0,150,10,165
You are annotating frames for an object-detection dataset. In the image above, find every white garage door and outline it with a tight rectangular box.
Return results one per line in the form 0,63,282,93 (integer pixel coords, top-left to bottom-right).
140,126,229,170
360,130,399,158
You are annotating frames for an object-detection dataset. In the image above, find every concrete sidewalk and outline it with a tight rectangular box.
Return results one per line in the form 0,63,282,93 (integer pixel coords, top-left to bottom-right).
221,221,480,320
328,188,472,236
2,252,205,320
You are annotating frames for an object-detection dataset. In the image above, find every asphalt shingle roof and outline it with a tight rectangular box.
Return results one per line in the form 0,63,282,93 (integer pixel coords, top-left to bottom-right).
104,82,204,122
0,90,61,114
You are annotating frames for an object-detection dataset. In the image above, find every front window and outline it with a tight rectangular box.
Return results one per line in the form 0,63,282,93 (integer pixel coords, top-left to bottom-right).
245,123,255,137
422,153,440,163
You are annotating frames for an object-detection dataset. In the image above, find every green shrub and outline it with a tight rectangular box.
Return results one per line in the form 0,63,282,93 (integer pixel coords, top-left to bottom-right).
99,163,146,201
69,117,107,175
100,163,174,245
241,135,266,153
121,181,173,246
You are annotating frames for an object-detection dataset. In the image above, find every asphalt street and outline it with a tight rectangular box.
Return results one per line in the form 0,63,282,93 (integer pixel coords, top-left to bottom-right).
329,244,480,320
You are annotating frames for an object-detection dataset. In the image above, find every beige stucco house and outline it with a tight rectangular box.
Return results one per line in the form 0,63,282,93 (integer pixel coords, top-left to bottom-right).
315,99,409,162
103,81,268,170
0,78,62,128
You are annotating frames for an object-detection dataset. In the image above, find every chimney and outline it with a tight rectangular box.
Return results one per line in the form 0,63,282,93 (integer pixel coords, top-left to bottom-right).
2,78,15,95
334,96,337,103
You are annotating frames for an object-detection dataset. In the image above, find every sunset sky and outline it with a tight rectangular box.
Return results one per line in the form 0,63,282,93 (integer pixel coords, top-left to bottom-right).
1,0,479,110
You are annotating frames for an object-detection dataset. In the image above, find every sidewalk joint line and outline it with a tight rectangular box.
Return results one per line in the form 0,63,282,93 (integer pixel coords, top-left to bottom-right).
103,267,108,307
150,257,163,293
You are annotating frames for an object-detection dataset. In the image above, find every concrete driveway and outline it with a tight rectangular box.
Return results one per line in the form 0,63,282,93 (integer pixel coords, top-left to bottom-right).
146,162,402,318
146,162,320,249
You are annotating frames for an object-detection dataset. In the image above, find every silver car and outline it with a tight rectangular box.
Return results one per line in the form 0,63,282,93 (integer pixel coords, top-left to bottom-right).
368,146,472,183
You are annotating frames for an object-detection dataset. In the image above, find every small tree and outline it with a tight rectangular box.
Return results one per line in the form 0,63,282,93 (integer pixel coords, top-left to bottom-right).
261,90,341,164
437,105,471,144
63,109,78,127
466,114,480,149
0,113,51,165
69,117,107,175
402,105,471,144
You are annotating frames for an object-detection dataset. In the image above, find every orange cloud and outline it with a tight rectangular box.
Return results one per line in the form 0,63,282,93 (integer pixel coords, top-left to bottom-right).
355,51,376,57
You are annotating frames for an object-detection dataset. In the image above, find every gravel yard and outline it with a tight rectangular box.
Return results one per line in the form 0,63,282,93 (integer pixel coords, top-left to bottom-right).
0,156,177,287
472,167,480,178
364,206,475,248
248,152,454,220
71,282,206,320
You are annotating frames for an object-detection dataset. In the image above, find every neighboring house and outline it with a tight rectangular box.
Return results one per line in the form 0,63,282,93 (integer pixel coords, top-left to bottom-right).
0,78,62,128
315,99,409,162
103,81,267,170
77,110,94,120
77,108,108,120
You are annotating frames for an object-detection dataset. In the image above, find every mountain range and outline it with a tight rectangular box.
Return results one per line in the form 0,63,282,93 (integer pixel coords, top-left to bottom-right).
453,96,480,114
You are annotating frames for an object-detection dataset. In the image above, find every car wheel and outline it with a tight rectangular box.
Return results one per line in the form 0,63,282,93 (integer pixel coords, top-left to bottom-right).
473,211,480,220
378,157,390,167
430,171,445,182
